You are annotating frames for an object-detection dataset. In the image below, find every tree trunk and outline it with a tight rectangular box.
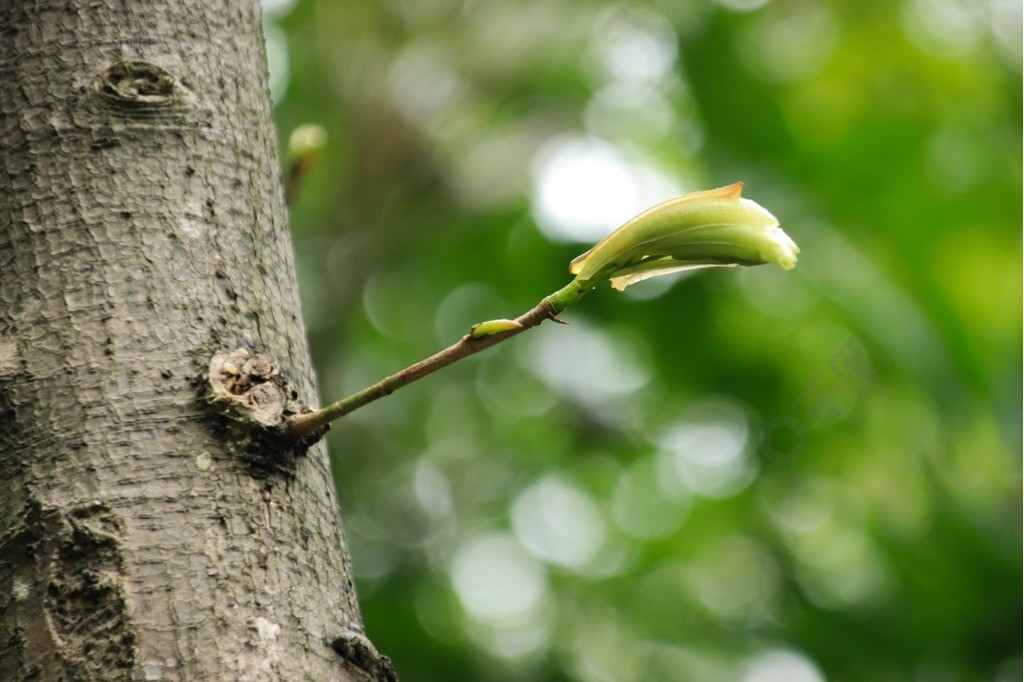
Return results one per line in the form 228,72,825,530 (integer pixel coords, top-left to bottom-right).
0,1,391,679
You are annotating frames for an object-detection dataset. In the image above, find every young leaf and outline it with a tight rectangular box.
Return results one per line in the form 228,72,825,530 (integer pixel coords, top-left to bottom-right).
569,183,799,290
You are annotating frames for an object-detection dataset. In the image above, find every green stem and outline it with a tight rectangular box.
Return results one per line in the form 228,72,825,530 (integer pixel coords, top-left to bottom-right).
287,279,590,438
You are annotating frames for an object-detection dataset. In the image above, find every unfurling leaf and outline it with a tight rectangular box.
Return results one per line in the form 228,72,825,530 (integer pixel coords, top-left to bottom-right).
569,183,799,291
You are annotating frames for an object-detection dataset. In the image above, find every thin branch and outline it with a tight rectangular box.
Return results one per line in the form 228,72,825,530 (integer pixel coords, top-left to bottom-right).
286,279,589,438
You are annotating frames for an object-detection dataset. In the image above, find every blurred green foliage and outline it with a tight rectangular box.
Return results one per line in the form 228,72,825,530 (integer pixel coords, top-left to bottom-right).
267,0,1021,679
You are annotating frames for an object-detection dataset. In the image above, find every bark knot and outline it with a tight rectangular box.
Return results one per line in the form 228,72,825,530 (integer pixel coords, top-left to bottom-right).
2,499,138,677
204,348,318,466
330,632,398,682
208,348,298,428
93,61,193,114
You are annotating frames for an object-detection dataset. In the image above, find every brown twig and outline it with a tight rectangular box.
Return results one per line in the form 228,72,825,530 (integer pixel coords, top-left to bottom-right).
286,280,587,438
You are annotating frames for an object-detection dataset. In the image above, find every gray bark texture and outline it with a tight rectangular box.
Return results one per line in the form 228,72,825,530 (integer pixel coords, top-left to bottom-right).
0,1,393,680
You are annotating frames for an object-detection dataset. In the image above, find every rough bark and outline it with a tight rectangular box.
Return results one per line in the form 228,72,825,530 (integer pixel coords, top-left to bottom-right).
0,1,391,680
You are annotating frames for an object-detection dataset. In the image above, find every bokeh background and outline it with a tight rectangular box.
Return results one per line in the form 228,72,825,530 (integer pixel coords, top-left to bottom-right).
265,0,1021,679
